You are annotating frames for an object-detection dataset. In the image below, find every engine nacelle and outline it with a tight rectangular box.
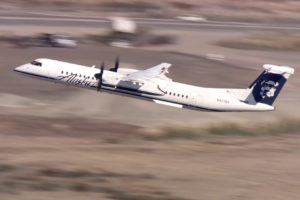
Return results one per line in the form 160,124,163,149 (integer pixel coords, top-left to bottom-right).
117,68,139,75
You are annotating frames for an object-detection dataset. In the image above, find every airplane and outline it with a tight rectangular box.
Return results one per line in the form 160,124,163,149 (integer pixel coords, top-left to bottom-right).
14,58,294,112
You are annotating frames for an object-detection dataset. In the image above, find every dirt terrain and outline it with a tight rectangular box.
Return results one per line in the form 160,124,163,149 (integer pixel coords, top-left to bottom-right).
1,116,300,200
0,32,299,199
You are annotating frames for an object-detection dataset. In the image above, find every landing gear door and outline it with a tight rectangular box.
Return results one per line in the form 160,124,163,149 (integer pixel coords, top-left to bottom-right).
45,64,58,80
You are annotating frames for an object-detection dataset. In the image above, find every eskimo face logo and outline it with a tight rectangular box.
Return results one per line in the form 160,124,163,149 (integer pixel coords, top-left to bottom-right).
260,80,279,98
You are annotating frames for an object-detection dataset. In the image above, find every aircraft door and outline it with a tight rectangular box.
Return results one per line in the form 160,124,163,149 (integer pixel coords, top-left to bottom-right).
45,64,58,80
190,93,198,107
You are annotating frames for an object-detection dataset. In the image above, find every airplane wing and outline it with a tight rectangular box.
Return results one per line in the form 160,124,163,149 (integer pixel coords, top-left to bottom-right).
123,63,172,82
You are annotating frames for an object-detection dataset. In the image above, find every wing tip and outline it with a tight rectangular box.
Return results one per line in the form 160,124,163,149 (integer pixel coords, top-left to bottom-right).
161,63,172,68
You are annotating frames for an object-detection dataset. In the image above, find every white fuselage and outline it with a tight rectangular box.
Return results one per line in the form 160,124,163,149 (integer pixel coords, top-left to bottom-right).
14,58,275,112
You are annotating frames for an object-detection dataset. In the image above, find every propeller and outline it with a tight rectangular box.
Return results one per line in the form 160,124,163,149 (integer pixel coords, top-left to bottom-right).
109,56,119,72
95,62,105,92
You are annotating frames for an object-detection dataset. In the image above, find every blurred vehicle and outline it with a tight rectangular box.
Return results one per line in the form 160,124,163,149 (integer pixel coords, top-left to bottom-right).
110,41,132,48
101,30,174,47
19,34,77,48
49,34,77,48
97,17,175,47
176,15,207,22
110,17,137,34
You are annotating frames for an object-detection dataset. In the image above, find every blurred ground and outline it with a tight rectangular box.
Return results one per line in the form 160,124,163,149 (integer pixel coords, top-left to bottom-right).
2,0,300,23
0,2,300,200
1,116,300,200
1,30,299,127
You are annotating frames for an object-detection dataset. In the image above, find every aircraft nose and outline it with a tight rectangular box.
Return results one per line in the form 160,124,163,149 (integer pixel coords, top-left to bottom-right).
14,64,29,73
13,66,21,72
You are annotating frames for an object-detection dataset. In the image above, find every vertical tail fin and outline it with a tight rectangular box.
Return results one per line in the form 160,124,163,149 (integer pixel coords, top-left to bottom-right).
245,64,294,105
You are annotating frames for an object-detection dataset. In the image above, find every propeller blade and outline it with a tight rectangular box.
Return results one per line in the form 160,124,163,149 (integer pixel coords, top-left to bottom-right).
101,62,105,71
95,62,105,92
109,56,119,72
100,64,104,77
94,62,104,79
115,56,119,71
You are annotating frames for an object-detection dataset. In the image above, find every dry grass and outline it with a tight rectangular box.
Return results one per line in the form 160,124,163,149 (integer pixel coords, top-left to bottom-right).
0,165,186,200
2,115,300,142
1,115,300,199
217,33,300,51
144,119,300,141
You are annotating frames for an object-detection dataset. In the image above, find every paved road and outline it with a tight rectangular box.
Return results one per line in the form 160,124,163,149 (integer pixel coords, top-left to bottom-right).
1,13,300,31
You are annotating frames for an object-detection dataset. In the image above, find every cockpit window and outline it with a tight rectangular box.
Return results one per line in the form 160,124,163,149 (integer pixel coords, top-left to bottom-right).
30,60,42,66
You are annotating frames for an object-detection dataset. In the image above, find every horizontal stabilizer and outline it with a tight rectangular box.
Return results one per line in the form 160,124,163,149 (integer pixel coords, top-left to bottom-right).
263,64,294,75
